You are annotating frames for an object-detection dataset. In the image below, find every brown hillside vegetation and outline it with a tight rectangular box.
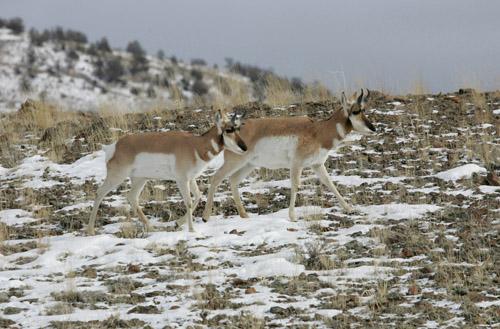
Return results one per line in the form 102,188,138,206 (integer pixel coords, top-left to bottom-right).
0,89,499,328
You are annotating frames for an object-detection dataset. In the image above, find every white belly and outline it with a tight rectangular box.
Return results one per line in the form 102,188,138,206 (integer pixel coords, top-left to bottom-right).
131,153,178,180
250,136,298,169
248,137,331,169
302,148,329,167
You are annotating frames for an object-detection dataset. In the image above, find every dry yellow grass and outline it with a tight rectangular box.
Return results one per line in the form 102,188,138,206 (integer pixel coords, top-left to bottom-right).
300,81,333,103
264,75,298,107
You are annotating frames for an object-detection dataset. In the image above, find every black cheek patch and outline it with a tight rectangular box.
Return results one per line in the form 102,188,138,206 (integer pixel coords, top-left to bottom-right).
364,118,376,132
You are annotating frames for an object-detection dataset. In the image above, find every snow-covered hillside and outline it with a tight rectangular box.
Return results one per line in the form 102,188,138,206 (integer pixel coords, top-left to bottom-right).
0,27,251,113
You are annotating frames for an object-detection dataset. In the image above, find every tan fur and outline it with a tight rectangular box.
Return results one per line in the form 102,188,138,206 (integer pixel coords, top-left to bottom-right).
88,116,246,235
203,93,375,222
108,127,223,172
237,109,352,158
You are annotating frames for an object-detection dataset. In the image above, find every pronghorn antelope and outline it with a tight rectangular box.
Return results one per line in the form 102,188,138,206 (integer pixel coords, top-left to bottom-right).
87,110,247,235
202,89,376,222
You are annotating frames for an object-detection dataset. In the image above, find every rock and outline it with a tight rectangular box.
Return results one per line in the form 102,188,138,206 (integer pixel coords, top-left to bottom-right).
270,306,295,318
127,263,141,273
245,287,257,294
81,267,97,278
407,283,420,295
0,317,16,327
3,306,25,314
228,229,245,235
0,292,10,303
127,305,161,314
485,172,500,186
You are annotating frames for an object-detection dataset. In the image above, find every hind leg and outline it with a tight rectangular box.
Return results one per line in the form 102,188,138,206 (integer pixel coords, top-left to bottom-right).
229,164,255,218
177,179,201,226
127,178,149,232
289,164,303,222
177,179,194,232
88,173,127,235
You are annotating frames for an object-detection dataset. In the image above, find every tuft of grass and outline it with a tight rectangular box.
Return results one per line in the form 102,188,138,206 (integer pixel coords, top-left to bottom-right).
295,240,335,270
264,75,298,107
0,223,9,243
117,221,145,239
194,284,234,310
45,302,74,315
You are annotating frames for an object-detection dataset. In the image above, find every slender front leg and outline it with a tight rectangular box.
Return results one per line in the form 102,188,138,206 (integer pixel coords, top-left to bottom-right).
202,173,223,222
229,164,255,218
177,180,194,232
289,165,303,221
202,155,246,222
312,164,354,213
190,179,201,211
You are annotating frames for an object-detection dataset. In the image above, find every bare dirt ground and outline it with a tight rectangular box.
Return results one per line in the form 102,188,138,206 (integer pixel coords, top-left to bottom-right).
0,90,499,328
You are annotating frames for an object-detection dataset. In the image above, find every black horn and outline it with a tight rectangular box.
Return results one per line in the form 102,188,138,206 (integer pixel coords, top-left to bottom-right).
362,88,370,103
357,89,364,105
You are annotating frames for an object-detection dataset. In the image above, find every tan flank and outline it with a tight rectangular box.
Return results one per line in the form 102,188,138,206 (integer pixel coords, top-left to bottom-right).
203,89,377,222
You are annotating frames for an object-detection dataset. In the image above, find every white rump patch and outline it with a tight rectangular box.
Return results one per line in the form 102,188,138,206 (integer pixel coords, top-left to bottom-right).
102,143,116,162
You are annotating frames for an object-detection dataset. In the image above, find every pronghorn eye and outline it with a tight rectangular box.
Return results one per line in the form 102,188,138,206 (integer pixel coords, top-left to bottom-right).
225,128,235,133
352,110,361,115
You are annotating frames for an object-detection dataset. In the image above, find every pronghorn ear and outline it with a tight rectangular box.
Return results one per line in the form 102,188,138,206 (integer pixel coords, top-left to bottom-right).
215,110,223,133
351,91,358,102
361,88,370,108
341,92,349,116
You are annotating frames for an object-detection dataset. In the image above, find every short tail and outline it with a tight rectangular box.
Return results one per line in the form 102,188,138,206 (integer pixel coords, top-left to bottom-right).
102,142,116,162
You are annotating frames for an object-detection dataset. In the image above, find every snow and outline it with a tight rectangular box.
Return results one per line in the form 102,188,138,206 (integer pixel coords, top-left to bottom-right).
315,309,342,317
238,258,305,279
357,203,441,221
0,209,37,226
0,28,253,113
476,300,500,308
2,152,108,188
435,164,487,181
479,185,500,194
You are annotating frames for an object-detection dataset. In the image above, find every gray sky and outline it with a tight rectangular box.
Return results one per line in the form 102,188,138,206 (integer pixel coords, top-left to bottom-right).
1,0,499,93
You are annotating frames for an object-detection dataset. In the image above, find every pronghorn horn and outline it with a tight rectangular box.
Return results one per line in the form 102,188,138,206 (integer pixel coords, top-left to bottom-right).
239,110,247,120
362,88,370,104
357,89,364,105
231,111,238,124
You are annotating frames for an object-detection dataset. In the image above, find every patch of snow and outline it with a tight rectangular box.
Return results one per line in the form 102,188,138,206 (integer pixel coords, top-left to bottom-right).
0,209,37,226
479,185,500,194
435,164,487,181
476,300,500,308
315,309,342,317
237,258,304,279
357,203,441,221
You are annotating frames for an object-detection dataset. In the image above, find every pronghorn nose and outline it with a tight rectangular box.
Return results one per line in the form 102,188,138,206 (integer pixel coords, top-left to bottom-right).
238,141,247,152
364,118,376,132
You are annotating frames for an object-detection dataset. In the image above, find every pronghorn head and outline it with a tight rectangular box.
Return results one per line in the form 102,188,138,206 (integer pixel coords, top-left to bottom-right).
341,89,376,135
215,109,248,155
